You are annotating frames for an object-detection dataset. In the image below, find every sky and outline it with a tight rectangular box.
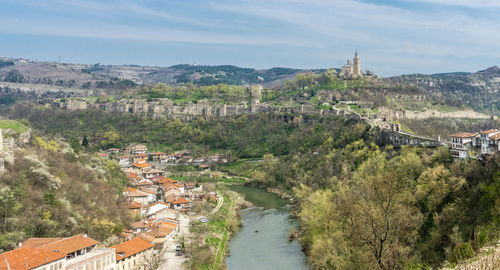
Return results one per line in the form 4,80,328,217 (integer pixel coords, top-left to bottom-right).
0,0,499,76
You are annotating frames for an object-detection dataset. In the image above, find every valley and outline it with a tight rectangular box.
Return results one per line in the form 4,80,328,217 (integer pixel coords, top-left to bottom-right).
1,56,500,270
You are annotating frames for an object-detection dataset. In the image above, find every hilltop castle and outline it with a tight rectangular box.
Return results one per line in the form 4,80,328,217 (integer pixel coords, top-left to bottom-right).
340,51,362,78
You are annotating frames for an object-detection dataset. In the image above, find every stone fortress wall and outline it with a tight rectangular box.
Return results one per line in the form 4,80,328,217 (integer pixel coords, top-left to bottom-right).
378,106,496,121
61,97,496,122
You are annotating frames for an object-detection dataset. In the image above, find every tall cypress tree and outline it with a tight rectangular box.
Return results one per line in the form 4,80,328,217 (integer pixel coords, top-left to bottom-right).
82,135,89,147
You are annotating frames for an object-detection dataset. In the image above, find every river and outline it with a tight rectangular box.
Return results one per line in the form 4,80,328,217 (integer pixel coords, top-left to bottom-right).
225,185,308,270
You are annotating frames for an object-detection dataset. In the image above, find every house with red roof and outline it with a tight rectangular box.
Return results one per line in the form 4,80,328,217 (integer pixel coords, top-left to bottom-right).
142,169,165,179
480,129,500,154
129,144,147,155
450,132,478,159
119,155,131,167
150,152,167,161
111,236,153,270
0,246,66,270
132,162,152,173
1,235,116,270
145,202,177,219
165,197,192,210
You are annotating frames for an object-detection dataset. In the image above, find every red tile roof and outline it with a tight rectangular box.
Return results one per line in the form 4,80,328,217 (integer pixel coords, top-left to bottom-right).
24,235,98,255
151,152,166,155
450,132,477,138
491,133,500,140
123,187,137,193
21,238,63,248
481,129,499,134
127,202,142,209
111,237,153,261
166,197,191,204
0,246,66,270
126,190,149,198
133,163,151,168
153,177,178,185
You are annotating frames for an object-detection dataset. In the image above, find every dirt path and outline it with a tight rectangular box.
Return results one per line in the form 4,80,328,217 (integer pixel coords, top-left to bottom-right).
207,193,224,216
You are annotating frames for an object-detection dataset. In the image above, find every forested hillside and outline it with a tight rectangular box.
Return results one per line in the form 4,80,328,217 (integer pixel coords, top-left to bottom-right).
0,57,314,89
0,122,130,251
247,140,500,268
1,98,498,268
0,102,369,158
389,66,500,115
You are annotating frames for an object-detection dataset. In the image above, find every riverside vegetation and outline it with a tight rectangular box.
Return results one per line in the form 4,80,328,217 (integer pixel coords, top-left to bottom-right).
1,68,500,268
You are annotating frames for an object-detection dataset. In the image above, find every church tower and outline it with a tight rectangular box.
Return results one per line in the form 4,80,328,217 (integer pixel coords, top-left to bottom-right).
353,50,361,77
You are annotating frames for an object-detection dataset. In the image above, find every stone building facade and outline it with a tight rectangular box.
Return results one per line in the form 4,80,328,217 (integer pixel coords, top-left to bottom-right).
340,51,362,78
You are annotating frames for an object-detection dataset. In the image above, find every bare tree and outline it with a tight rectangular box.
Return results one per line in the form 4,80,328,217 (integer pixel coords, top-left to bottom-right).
141,248,168,270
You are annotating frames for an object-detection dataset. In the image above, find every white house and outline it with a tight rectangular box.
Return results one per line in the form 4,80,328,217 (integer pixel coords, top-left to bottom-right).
480,129,500,154
450,132,477,159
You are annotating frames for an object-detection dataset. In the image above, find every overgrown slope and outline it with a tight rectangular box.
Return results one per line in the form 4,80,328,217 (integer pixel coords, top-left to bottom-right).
0,127,130,251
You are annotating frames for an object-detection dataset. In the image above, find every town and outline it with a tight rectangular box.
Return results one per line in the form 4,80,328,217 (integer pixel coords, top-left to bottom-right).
0,143,227,269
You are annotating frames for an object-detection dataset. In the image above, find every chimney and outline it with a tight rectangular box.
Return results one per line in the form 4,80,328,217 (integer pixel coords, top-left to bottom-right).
18,242,22,247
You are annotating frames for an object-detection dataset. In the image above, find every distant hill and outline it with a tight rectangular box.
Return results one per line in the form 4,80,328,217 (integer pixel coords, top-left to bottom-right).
388,66,500,115
0,57,320,88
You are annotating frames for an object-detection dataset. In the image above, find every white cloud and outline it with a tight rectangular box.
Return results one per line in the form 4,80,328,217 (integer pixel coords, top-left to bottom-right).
404,0,500,8
0,17,322,48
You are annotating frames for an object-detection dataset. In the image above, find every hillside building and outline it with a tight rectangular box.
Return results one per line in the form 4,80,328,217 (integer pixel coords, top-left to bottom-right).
340,51,362,78
0,235,116,270
450,129,500,159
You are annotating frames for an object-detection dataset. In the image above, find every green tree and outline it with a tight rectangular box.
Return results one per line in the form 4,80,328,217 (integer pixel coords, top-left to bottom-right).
82,135,89,147
4,69,24,83
0,185,21,231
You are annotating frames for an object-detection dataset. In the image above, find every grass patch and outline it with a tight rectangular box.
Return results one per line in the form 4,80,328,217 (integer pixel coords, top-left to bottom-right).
0,119,29,133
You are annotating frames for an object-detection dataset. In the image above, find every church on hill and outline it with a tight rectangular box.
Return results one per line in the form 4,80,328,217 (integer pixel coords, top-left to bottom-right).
340,51,362,78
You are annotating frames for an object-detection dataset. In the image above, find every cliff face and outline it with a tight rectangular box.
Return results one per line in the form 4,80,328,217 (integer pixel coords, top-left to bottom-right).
389,66,500,115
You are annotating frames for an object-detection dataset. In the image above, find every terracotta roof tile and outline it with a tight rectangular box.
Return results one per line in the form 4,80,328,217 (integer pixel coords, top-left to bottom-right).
450,132,477,138
133,163,151,168
123,187,137,193
111,237,153,261
490,133,500,140
0,246,66,270
29,235,98,255
481,129,499,134
127,202,142,209
21,237,64,248
126,190,149,198
153,177,178,185
166,197,190,204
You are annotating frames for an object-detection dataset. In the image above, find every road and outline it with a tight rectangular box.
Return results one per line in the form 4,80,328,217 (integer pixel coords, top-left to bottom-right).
160,193,223,269
160,215,191,270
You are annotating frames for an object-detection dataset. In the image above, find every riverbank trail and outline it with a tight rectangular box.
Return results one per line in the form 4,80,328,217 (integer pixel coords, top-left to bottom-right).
207,193,224,216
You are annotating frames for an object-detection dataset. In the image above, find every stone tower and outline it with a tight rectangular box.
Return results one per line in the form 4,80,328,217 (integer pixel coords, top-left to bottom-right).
353,50,361,77
251,85,263,101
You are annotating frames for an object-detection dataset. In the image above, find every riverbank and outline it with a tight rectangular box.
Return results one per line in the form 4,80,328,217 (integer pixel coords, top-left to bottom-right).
185,186,246,270
225,185,308,270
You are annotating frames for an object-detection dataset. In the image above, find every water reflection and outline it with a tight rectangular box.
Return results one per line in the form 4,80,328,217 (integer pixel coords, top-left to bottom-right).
226,185,308,270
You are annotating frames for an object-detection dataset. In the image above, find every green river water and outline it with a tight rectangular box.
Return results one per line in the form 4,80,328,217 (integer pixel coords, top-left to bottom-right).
226,185,308,270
